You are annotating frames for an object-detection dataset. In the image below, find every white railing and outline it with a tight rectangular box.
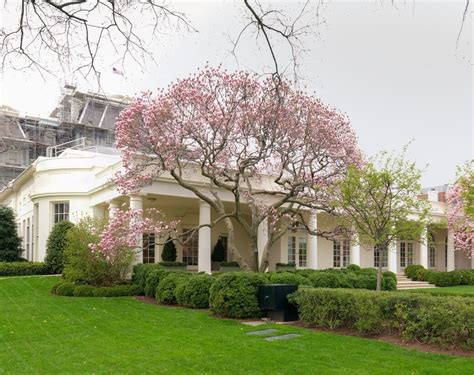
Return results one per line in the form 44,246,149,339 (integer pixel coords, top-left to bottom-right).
46,137,90,157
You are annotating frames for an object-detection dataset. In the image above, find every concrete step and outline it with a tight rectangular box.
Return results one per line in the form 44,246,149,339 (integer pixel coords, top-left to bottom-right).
397,284,437,289
397,281,432,285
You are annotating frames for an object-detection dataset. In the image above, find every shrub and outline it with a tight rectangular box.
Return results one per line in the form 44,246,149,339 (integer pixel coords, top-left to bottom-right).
156,272,190,305
176,274,215,309
62,216,134,287
382,271,397,291
404,265,424,279
219,261,240,267
290,288,474,349
209,272,268,318
73,285,95,297
45,221,75,273
308,272,351,288
211,238,226,262
434,271,463,287
132,263,162,294
55,281,76,296
0,205,22,261
53,281,140,297
457,270,474,285
159,261,186,267
144,267,168,297
346,264,361,272
268,272,311,286
0,262,50,276
161,238,177,262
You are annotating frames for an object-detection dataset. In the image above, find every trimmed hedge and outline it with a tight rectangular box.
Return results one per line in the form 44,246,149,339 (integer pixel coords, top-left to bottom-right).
52,281,140,297
155,272,190,305
144,267,168,297
269,271,311,286
132,263,163,294
296,268,396,291
0,262,51,276
175,274,215,309
209,272,268,318
290,288,474,349
405,265,474,287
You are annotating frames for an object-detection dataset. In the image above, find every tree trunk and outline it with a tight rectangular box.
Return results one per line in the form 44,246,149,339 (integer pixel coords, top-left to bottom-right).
376,246,386,292
224,217,250,270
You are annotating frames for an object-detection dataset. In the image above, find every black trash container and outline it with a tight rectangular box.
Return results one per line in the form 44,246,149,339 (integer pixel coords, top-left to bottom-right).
258,284,299,322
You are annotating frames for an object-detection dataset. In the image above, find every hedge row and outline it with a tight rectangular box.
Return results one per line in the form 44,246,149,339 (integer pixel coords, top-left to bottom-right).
51,281,140,297
0,262,51,276
404,265,474,287
290,288,474,349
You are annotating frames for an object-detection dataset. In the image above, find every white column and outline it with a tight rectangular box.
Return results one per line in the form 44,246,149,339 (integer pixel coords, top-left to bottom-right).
198,201,211,273
419,227,428,268
108,200,120,218
307,211,318,269
388,240,397,273
257,217,269,270
447,229,455,271
350,235,361,266
129,195,143,264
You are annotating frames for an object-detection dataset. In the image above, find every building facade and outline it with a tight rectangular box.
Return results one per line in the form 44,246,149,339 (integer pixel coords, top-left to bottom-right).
0,148,472,273
0,86,128,188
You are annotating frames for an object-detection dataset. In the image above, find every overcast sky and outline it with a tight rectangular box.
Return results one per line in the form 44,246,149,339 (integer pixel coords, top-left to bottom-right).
0,1,472,187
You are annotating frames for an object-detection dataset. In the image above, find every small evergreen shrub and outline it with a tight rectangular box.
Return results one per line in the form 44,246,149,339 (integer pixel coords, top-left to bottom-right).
0,262,50,276
404,265,425,279
55,281,76,296
132,263,162,294
159,261,186,268
161,238,177,262
211,238,226,262
209,272,268,318
346,264,361,272
45,221,75,273
268,272,311,286
155,272,190,304
0,205,22,261
176,274,215,309
144,267,168,297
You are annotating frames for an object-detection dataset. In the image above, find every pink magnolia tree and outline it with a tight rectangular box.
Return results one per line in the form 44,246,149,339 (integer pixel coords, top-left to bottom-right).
113,67,361,271
446,161,473,258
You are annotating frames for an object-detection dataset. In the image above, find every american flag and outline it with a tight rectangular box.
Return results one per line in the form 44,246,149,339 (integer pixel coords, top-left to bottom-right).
112,67,124,76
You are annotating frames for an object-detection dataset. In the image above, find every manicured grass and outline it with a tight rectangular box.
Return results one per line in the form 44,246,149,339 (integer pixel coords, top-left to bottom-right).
0,277,473,374
402,285,474,297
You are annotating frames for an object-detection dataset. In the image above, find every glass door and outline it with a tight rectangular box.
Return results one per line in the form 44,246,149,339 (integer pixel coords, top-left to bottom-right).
399,241,414,270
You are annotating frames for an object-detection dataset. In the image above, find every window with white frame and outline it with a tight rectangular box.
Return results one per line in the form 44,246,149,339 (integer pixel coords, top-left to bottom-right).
400,241,414,268
26,218,30,260
182,228,199,266
287,235,307,267
444,236,448,269
142,233,156,264
428,233,436,269
333,239,350,268
53,202,69,224
374,246,388,268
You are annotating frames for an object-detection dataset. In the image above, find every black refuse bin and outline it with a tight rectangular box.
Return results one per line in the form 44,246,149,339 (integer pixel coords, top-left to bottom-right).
258,284,299,322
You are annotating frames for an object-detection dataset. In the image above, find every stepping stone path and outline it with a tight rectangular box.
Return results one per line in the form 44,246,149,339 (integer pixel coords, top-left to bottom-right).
242,321,267,326
265,334,301,341
246,329,279,336
245,327,301,341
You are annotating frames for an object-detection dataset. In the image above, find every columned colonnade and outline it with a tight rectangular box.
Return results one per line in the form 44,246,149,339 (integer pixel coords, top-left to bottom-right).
106,195,460,274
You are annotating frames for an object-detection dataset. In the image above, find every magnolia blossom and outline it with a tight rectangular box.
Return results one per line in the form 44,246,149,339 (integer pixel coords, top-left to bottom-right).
446,183,473,258
113,66,361,270
91,208,178,264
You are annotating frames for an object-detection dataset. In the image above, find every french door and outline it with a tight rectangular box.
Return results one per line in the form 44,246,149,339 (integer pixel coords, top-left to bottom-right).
182,228,199,266
399,241,414,269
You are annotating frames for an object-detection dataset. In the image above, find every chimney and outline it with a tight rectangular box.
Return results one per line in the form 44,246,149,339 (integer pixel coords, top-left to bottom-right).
427,190,438,202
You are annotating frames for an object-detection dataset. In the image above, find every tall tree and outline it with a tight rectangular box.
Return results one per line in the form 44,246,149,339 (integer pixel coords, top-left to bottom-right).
446,160,473,257
0,205,22,261
332,150,430,290
112,66,360,271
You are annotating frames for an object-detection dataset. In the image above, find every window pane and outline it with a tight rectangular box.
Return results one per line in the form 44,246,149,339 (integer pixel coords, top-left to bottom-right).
287,236,296,265
298,237,307,267
182,229,198,266
333,240,341,268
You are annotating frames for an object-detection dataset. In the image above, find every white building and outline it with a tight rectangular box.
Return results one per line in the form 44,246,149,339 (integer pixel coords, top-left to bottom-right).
0,147,472,273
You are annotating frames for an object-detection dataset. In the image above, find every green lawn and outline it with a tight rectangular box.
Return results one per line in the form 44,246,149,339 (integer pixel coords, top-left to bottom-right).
0,277,473,374
401,285,474,297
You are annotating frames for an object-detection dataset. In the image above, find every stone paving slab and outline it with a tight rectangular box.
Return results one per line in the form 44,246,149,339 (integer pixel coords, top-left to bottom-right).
246,329,279,336
241,321,266,326
264,334,301,341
